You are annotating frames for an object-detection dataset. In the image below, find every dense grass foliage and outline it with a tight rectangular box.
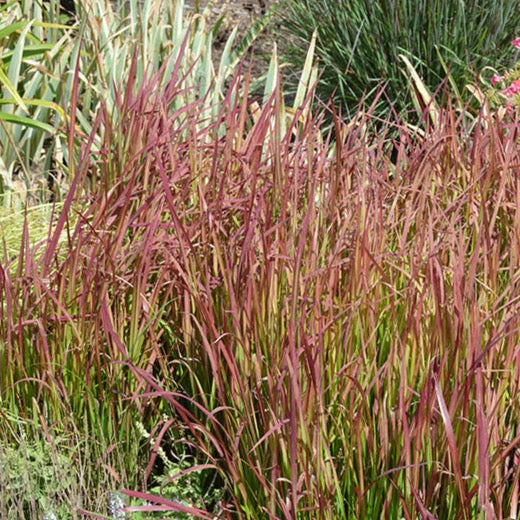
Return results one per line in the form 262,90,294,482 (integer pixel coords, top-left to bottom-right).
2,55,520,517
2,0,520,518
0,0,72,198
276,0,520,122
0,0,269,204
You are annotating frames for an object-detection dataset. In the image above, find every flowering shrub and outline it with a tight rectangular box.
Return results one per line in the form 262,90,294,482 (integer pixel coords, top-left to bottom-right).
486,37,520,113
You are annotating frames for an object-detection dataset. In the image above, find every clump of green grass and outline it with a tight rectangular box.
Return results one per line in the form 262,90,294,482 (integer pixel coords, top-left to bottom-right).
0,199,75,267
275,0,520,123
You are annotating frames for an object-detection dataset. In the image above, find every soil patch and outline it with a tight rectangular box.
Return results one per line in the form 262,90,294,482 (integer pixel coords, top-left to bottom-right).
185,0,280,78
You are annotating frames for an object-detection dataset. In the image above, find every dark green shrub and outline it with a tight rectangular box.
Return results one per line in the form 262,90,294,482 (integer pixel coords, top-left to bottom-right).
277,0,520,122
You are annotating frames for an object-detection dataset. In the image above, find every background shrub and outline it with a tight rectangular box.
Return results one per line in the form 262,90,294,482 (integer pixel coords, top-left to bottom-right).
276,0,520,122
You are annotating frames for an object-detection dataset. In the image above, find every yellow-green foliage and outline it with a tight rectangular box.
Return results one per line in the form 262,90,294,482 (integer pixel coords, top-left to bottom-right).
0,198,67,262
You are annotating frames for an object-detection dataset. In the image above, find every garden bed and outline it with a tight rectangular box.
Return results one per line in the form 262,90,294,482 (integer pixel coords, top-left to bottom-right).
1,1,520,518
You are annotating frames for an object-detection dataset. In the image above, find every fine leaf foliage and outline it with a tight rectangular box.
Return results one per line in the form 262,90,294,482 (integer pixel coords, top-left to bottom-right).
276,0,520,122
2,1,520,519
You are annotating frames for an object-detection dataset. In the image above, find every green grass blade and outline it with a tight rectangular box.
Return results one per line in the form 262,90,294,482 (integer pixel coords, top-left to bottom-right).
0,67,28,113
3,20,33,114
0,111,56,133
292,29,317,111
398,53,439,126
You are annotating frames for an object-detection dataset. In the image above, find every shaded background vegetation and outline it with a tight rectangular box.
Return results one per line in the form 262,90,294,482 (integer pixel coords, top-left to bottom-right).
277,0,520,122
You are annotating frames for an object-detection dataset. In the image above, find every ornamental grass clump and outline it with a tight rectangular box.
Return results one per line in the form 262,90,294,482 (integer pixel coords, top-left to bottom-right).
109,72,520,517
275,0,520,124
2,37,520,520
82,63,520,516
0,0,271,202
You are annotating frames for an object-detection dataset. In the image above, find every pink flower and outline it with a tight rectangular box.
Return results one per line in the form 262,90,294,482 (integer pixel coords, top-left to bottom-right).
512,37,520,50
511,80,520,93
502,79,520,97
491,74,503,86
